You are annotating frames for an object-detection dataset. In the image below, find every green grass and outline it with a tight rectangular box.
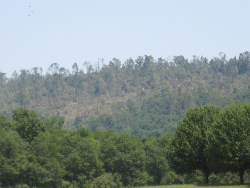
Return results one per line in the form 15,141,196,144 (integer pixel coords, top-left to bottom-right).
135,185,250,188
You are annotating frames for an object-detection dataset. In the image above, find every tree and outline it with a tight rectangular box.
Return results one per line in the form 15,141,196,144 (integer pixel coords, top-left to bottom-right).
143,55,154,70
144,137,169,185
173,55,188,66
101,65,114,92
210,103,250,184
48,63,60,75
65,73,84,98
0,115,14,130
61,133,103,185
0,129,28,186
92,173,122,188
168,105,220,184
101,133,148,186
87,114,115,131
12,108,45,143
72,62,79,75
15,70,31,106
26,130,65,187
210,56,226,74
226,57,238,76
195,87,211,105
0,72,6,84
237,51,250,74
135,56,144,68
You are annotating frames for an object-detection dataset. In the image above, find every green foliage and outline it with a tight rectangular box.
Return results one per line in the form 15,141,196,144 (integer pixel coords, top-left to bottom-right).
161,171,184,185
101,133,148,186
1,103,250,187
168,105,221,183
92,173,122,188
144,137,169,185
0,115,14,130
141,88,172,116
2,52,250,136
0,129,27,186
61,133,103,184
26,131,65,187
210,103,250,184
0,113,105,187
237,51,250,74
167,103,250,184
220,172,241,184
12,108,45,142
43,115,65,130
87,114,115,131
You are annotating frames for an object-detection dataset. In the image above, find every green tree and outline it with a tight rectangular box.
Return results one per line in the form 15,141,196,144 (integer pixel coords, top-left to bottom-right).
0,129,28,186
0,115,14,130
173,55,188,66
13,108,45,143
61,132,103,185
72,62,79,74
237,51,250,74
92,173,122,188
210,103,250,184
87,114,115,131
26,130,65,187
101,133,148,186
101,65,114,93
144,137,169,185
168,105,220,184
226,57,238,76
15,70,30,106
209,54,226,74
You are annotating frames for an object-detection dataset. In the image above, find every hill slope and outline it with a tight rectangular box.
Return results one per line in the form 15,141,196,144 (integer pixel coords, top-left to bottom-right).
1,52,250,136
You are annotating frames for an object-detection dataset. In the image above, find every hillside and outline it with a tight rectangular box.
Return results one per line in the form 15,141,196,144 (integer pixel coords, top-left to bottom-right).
1,52,250,136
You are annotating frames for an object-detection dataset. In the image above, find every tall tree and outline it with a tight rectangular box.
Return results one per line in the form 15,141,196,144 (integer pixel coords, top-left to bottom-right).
0,129,27,186
72,62,79,75
237,51,250,74
168,105,220,184
25,130,65,187
61,133,103,185
210,103,250,184
101,133,148,186
144,137,169,185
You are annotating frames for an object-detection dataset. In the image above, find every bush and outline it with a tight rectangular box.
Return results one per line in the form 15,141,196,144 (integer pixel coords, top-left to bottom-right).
15,184,30,188
209,173,220,184
61,180,71,188
161,171,184,184
131,171,153,186
92,173,122,188
220,172,241,184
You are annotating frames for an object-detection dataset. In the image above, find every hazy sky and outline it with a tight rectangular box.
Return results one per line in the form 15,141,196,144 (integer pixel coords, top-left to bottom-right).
1,0,250,76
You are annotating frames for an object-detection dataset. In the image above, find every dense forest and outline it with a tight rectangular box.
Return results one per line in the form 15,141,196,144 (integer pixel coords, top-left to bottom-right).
1,52,250,187
1,52,250,136
0,104,250,187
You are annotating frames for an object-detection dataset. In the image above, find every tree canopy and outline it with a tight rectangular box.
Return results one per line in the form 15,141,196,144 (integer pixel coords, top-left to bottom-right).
168,105,220,183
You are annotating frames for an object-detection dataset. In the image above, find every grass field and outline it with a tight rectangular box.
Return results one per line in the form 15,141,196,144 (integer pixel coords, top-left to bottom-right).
134,185,250,188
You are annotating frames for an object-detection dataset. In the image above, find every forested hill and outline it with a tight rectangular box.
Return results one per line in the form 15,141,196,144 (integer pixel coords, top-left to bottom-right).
1,51,250,136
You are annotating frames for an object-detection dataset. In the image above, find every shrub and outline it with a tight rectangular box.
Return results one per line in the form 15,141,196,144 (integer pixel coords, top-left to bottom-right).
161,171,184,184
92,173,122,188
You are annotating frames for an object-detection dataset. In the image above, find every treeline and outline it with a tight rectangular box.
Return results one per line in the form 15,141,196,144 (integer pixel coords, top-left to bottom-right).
1,52,250,136
0,108,175,187
1,104,250,187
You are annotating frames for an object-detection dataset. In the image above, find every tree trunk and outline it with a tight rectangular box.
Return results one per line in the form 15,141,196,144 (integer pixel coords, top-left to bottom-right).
239,170,244,184
203,171,210,184
205,173,209,184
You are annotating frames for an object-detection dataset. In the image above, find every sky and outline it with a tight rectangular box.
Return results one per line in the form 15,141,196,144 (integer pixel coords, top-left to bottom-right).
1,0,250,76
